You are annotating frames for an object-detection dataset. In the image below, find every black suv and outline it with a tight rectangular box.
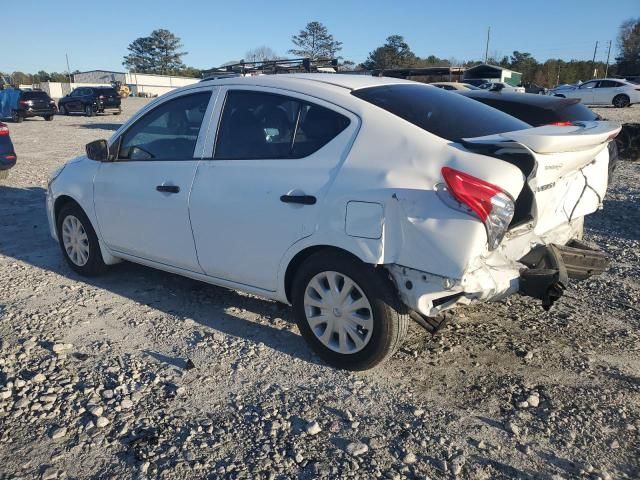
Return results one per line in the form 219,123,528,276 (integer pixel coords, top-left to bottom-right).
58,86,122,117
12,90,57,122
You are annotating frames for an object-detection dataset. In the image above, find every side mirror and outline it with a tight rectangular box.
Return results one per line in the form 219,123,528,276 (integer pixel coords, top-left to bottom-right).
86,139,109,161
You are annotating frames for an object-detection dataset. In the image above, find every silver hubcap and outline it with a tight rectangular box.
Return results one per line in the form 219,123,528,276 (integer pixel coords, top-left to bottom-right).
304,271,374,354
61,215,90,266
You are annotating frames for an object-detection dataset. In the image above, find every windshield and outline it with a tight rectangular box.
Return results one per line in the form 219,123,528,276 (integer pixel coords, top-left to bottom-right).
352,84,529,142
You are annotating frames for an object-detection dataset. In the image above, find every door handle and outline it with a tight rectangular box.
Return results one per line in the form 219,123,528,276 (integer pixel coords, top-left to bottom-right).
156,185,180,194
280,194,316,205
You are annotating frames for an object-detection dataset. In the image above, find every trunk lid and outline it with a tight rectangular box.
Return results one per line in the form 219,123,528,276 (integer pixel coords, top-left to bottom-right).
462,121,621,235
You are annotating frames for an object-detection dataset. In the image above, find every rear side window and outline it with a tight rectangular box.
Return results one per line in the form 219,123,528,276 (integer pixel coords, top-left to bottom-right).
352,84,529,141
22,91,50,100
214,90,350,160
597,80,623,88
118,92,211,161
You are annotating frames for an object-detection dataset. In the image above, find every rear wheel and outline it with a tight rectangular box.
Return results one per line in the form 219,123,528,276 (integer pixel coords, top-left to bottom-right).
44,115,53,121
56,203,107,276
85,105,95,117
12,111,23,123
613,94,630,108
292,250,408,370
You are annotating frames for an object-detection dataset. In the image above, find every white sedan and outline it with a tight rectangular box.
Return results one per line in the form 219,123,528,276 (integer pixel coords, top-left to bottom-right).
478,82,526,93
47,75,619,370
552,78,640,107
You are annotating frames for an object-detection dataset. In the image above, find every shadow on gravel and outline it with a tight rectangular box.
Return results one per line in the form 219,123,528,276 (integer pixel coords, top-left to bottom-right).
471,456,538,479
585,197,640,242
73,123,123,131
0,185,320,366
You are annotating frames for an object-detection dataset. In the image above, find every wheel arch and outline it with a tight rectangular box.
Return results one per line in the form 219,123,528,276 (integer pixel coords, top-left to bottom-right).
53,194,121,265
283,245,369,303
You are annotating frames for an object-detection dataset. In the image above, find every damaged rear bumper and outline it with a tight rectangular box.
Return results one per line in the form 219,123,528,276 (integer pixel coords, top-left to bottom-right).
519,240,609,309
388,238,609,317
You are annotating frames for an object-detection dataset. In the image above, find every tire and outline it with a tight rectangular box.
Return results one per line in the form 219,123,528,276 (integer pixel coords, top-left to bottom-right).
291,250,408,370
44,115,53,122
58,105,67,115
613,94,630,108
85,104,95,117
12,111,23,123
56,202,107,276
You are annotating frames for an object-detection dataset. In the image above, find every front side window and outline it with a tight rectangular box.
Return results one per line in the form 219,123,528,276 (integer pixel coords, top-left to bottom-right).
579,81,597,89
118,92,211,161
214,90,350,160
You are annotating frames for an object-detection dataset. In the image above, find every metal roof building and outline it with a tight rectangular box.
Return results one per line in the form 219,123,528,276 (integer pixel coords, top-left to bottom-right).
463,64,522,86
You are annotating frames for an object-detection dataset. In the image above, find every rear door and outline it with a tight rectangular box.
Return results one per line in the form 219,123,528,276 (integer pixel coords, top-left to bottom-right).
593,80,622,105
97,88,120,108
189,87,358,291
94,87,217,271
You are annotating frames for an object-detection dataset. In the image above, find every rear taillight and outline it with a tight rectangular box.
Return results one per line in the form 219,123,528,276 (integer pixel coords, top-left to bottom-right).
3,154,16,160
441,167,515,250
18,100,30,105
0,123,9,136
549,121,573,126
99,95,105,100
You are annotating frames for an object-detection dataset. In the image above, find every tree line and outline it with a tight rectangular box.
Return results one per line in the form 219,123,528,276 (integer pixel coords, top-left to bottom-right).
3,17,639,88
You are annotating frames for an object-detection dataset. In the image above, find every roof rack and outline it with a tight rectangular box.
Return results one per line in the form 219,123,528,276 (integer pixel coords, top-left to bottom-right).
201,58,339,81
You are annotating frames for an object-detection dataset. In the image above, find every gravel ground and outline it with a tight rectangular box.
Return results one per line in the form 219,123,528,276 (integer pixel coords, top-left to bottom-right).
0,99,639,480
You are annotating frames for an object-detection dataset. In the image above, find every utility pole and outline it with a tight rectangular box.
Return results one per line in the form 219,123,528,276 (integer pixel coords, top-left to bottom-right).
65,53,72,83
604,40,612,78
556,60,561,86
591,41,598,78
484,27,491,63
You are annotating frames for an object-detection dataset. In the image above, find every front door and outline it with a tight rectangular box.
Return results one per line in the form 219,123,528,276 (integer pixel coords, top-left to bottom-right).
569,80,597,104
189,87,358,291
65,89,86,112
94,88,216,271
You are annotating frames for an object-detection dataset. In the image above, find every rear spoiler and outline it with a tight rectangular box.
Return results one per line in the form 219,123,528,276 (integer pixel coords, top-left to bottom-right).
463,121,621,154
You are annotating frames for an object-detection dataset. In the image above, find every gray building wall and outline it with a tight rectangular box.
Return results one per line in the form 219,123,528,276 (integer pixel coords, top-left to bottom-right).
73,71,126,84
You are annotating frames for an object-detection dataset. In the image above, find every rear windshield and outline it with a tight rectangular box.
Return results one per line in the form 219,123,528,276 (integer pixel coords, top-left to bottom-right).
352,84,529,141
22,91,50,100
96,88,118,95
471,97,598,126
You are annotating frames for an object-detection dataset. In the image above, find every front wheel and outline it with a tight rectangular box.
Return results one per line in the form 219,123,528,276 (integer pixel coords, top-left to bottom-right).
56,203,107,276
292,251,408,370
58,105,67,115
613,94,630,108
44,115,53,121
85,105,95,117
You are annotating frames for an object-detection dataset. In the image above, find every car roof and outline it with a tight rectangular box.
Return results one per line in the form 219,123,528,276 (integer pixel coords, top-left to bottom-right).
461,90,582,109
199,73,417,92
